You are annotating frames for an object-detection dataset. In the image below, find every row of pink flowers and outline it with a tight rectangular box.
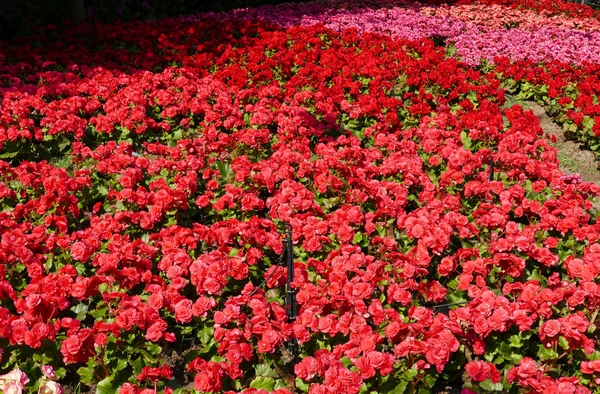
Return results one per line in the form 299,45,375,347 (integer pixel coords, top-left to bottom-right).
422,3,600,32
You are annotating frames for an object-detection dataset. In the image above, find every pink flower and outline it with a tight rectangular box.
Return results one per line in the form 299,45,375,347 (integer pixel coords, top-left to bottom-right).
41,365,56,380
39,381,64,394
0,369,29,391
4,383,23,394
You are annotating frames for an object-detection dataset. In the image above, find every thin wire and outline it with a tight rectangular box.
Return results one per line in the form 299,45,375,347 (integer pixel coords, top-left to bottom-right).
431,301,469,309
249,247,287,296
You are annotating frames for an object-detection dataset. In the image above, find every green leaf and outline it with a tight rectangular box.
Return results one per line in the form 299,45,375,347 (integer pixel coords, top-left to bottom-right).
54,368,67,380
274,380,288,390
446,290,467,304
228,248,239,257
130,357,144,375
479,379,504,392
508,334,522,348
423,374,437,388
77,366,96,385
537,344,558,361
295,378,310,392
97,185,109,196
146,342,162,356
389,380,409,394
216,161,232,180
460,131,472,150
526,268,542,282
89,307,108,319
402,368,418,382
359,383,369,394
114,358,129,372
0,150,20,159
58,135,71,151
340,357,353,368
589,351,600,361
558,336,570,351
198,325,214,344
180,325,194,336
70,303,89,320
255,364,279,378
32,350,53,365
249,376,275,391
173,129,183,141
97,375,119,394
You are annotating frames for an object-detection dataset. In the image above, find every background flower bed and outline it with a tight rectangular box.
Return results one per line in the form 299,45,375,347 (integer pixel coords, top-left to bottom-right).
2,1,600,394
191,0,600,167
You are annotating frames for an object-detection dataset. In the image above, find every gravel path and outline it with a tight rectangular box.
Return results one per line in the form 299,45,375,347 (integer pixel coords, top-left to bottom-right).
526,101,600,185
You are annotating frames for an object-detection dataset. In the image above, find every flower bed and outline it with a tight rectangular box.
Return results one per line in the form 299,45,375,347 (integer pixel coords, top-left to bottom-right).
1,1,600,394
192,0,600,163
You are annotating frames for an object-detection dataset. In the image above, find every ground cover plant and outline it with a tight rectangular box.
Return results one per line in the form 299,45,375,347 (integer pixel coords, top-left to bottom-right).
2,0,600,393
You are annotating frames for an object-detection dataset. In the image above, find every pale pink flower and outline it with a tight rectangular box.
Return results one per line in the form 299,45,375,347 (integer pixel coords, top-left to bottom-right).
0,369,30,391
4,383,23,394
39,381,64,394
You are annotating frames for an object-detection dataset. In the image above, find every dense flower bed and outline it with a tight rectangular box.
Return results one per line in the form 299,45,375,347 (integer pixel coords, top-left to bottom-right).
465,0,600,21
192,0,600,162
422,3,600,31
192,0,600,65
1,1,600,394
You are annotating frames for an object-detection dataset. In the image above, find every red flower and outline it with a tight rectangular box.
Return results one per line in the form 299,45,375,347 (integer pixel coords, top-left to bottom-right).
465,361,501,383
119,383,139,394
145,320,167,342
257,329,281,353
174,299,193,323
539,320,562,341
70,242,88,262
581,360,600,374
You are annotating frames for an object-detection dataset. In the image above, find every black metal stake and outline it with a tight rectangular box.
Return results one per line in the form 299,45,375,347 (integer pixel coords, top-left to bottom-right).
430,300,469,316
285,223,298,359
489,154,495,181
248,223,298,360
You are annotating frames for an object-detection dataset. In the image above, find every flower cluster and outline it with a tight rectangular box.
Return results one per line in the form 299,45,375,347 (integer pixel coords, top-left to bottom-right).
422,3,600,32
465,0,600,21
0,368,63,394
